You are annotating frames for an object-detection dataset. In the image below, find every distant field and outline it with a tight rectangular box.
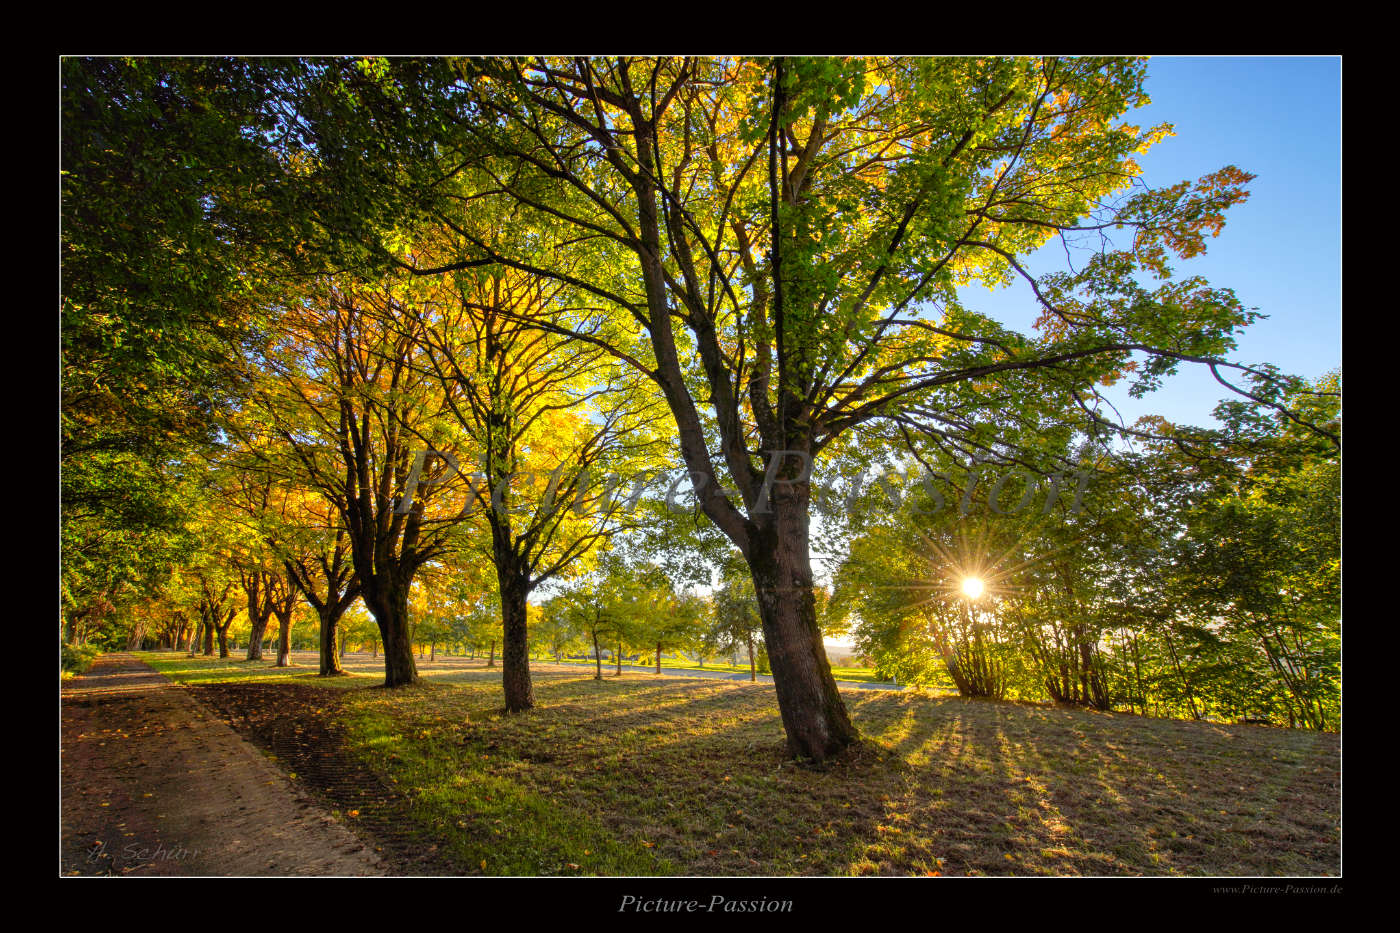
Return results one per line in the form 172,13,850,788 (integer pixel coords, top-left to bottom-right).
139,651,1340,876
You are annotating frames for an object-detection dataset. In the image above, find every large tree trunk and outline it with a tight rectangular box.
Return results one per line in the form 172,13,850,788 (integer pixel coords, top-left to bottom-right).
319,606,346,676
366,586,419,687
499,572,533,712
747,493,858,761
202,619,215,656
242,571,271,661
246,613,271,661
275,611,293,667
216,625,230,659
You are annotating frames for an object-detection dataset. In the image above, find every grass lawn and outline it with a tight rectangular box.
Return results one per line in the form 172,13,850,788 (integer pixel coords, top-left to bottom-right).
138,651,1340,877
542,655,901,686
662,657,896,685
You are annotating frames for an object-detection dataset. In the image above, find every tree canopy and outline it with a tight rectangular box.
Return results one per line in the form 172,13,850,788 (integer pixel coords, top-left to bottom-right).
61,56,1340,757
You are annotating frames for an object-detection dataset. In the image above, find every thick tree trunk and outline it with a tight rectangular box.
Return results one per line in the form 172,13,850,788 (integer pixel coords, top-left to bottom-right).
366,586,419,687
202,619,215,656
246,613,271,661
275,612,293,667
319,607,346,676
499,572,534,712
216,625,230,659
748,493,858,762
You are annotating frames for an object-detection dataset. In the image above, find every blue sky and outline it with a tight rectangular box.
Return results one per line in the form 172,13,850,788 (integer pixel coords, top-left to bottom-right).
960,55,1341,430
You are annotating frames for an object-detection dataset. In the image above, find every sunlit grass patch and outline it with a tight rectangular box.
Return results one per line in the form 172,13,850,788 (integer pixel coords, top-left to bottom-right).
340,698,670,875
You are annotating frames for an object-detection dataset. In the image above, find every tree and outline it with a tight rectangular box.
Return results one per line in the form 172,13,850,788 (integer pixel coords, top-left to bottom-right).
220,365,367,676
235,562,278,662
550,554,640,681
827,364,1340,726
643,586,707,675
705,556,766,681
282,524,361,676
196,573,239,659
358,55,1298,760
1163,373,1340,728
535,594,589,662
252,274,463,686
406,261,668,710
408,570,456,661
588,560,704,675
833,503,1023,699
61,59,300,649
266,570,301,667
342,602,380,657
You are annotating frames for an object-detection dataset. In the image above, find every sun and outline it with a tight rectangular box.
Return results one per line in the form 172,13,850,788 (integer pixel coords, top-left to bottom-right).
960,576,985,599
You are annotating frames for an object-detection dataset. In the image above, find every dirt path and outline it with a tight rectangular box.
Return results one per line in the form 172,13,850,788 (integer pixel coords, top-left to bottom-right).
60,653,387,876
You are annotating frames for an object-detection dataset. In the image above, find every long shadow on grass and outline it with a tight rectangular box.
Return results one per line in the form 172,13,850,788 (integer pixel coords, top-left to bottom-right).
349,672,912,875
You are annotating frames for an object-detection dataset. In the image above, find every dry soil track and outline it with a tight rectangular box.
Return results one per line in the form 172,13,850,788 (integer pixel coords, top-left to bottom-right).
60,653,386,876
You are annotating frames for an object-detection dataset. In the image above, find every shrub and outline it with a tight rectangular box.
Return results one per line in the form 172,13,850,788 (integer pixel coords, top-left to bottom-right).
61,642,100,675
